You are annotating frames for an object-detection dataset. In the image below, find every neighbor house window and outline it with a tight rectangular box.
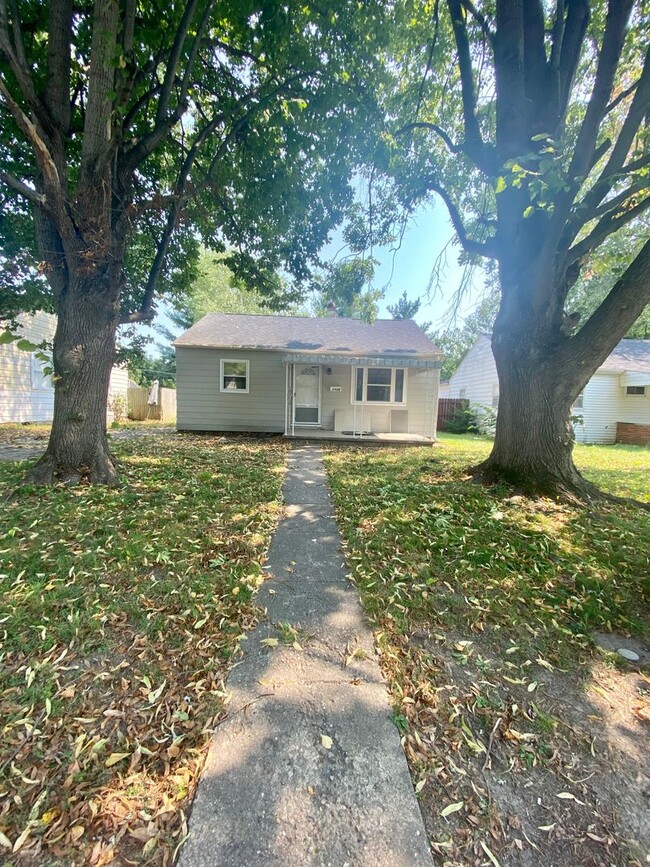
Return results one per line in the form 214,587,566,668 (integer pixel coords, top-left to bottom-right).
220,359,249,393
352,367,406,404
459,388,466,399
491,384,499,408
30,352,53,390
626,385,646,396
573,391,584,409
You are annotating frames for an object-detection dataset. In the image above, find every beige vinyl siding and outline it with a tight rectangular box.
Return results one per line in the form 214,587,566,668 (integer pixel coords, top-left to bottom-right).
447,334,497,413
0,312,56,423
177,350,439,436
176,347,286,432
320,365,352,430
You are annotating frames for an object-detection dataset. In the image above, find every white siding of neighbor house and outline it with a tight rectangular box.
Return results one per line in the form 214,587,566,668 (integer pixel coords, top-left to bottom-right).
616,377,650,425
176,348,439,436
447,334,497,411
1,311,130,424
448,336,650,445
575,373,650,444
0,311,56,423
574,373,621,444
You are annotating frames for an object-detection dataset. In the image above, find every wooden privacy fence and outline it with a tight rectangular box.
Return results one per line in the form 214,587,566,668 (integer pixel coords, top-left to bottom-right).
437,397,469,431
127,386,177,422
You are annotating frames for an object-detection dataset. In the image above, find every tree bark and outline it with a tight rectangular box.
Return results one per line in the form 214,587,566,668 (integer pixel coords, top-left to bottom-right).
473,325,593,498
27,268,121,486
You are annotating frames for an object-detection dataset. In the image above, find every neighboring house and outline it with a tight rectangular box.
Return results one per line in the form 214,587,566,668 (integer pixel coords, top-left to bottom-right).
446,333,650,444
0,311,129,423
174,313,442,439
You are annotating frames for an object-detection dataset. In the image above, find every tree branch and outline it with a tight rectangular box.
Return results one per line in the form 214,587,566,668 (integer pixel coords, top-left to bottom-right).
458,0,493,43
573,45,650,219
45,0,73,136
567,195,650,265
555,0,589,127
604,77,638,116
568,236,650,364
80,0,120,181
395,122,461,154
429,180,497,258
447,0,495,173
155,0,200,125
0,0,48,128
566,0,634,185
0,171,47,208
0,80,59,192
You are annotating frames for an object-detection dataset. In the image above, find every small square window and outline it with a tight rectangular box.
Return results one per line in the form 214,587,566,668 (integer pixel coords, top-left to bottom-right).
220,359,249,393
573,391,584,409
626,385,646,396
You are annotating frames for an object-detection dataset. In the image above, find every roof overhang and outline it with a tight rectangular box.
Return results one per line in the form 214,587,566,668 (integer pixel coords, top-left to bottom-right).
282,353,441,369
621,370,650,386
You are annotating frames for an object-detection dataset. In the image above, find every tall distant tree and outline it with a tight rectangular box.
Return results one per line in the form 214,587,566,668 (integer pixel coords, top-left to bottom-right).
0,0,384,483
312,257,383,321
387,291,421,319
379,0,650,498
168,248,275,332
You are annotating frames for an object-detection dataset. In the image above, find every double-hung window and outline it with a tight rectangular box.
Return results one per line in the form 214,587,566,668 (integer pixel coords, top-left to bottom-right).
353,367,406,405
220,359,249,393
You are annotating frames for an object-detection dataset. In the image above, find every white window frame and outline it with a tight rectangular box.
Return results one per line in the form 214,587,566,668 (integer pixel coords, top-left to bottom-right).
350,366,407,406
220,358,250,394
491,383,499,408
626,385,646,396
572,390,584,409
30,351,53,390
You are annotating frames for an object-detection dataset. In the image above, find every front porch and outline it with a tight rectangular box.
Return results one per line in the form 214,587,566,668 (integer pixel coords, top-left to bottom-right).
282,352,440,440
285,428,434,445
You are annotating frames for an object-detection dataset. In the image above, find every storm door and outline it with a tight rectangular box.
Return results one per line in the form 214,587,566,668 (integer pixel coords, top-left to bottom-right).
293,365,321,425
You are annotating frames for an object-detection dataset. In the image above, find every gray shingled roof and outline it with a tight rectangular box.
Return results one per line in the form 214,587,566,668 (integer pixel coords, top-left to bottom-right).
599,338,650,373
174,313,441,357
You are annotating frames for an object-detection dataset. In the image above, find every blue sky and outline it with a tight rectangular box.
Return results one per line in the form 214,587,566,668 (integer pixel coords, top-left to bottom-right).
322,199,488,330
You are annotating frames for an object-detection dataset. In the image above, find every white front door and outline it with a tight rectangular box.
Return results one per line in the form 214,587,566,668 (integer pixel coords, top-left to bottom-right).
294,364,321,425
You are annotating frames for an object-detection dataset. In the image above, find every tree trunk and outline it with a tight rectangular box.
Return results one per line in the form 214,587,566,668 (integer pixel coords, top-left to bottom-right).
28,274,121,486
472,324,596,500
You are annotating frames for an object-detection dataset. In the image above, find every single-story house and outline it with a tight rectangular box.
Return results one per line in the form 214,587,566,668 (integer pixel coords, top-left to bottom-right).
174,313,442,440
446,333,650,444
0,311,129,424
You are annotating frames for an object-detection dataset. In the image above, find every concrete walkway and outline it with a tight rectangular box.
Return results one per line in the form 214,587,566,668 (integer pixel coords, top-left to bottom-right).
179,444,433,867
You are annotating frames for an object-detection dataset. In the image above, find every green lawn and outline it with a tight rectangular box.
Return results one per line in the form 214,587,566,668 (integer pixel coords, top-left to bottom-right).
325,434,649,653
0,432,288,865
324,435,649,865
